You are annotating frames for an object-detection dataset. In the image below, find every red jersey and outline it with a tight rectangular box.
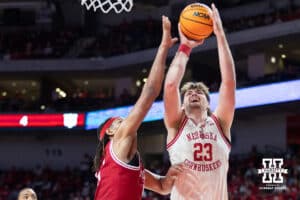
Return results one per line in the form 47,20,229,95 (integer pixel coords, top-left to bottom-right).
94,141,145,200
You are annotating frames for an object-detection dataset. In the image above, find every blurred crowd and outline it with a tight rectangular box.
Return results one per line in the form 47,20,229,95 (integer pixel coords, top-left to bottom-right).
0,29,80,60
0,147,299,200
0,86,137,112
79,4,300,58
0,65,299,113
0,2,299,60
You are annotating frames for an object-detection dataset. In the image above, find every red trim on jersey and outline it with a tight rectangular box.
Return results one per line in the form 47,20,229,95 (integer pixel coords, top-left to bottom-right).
189,117,206,128
189,117,198,127
167,116,188,149
210,114,231,149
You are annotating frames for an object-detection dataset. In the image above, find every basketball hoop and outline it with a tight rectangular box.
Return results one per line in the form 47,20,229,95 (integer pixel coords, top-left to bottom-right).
81,0,133,13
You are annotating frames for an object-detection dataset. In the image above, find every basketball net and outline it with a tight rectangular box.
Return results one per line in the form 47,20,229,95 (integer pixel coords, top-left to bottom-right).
81,0,133,13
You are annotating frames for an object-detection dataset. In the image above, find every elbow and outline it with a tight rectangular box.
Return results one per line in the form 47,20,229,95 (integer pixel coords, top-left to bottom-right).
164,81,178,92
158,178,173,195
157,186,171,196
143,85,160,100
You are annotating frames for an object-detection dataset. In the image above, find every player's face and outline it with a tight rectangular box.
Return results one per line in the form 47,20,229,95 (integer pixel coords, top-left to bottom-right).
109,118,123,135
18,189,37,200
183,88,208,110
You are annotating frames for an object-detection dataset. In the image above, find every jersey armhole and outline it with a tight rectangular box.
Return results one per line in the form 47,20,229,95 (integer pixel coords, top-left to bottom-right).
210,113,231,149
109,141,141,170
166,115,188,149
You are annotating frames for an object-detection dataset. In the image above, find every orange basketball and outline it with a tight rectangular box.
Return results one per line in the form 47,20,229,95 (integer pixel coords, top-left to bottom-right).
179,3,213,41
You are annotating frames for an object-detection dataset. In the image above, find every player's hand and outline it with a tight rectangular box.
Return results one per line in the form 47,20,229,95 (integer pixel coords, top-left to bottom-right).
210,3,225,37
160,15,178,49
178,24,204,49
160,163,185,193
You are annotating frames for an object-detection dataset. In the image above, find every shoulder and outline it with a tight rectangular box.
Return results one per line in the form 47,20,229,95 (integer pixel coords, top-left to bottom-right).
211,112,231,141
166,114,188,144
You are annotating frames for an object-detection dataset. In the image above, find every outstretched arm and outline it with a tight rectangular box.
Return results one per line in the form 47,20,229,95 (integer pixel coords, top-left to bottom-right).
164,25,203,136
144,164,184,195
211,4,236,139
116,16,177,140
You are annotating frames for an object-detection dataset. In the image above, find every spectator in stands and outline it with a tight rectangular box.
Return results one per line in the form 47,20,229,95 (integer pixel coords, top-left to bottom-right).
1,146,300,199
119,88,133,105
18,188,37,200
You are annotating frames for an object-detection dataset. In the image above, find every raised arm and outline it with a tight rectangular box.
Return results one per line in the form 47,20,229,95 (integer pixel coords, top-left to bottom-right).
164,25,203,133
211,4,236,139
116,16,178,140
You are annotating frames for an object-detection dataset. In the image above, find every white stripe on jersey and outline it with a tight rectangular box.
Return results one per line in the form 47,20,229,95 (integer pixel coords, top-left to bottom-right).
167,114,230,200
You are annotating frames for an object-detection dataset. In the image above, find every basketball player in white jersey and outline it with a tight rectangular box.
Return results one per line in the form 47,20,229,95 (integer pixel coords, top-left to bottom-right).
164,4,235,200
18,188,38,200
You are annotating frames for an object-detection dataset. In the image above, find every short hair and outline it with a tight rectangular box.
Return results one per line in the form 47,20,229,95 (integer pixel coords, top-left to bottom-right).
180,82,212,115
18,188,37,200
180,82,210,102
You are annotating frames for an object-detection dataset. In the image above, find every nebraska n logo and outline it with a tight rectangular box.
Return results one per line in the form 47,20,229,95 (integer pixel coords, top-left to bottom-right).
258,158,288,183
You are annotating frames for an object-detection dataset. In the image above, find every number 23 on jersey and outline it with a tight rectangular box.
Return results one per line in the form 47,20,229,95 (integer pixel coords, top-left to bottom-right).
193,143,213,161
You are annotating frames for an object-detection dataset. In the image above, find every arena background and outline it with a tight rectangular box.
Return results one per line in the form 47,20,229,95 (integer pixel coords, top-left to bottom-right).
0,0,300,199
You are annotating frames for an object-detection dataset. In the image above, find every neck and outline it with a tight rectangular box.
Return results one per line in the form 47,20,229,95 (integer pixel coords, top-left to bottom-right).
185,108,208,124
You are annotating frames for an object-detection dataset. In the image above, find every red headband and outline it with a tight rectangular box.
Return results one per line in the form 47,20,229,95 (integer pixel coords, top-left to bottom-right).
99,117,119,140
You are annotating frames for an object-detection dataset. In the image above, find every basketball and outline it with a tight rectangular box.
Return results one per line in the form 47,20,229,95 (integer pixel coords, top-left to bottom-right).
179,3,213,41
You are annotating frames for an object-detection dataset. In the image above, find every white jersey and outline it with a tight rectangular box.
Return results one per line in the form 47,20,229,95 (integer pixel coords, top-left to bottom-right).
167,114,231,200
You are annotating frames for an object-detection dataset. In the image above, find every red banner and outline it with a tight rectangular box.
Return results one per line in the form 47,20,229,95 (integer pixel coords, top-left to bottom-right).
0,113,85,128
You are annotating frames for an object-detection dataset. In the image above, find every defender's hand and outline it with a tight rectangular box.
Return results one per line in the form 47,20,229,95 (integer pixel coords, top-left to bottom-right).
160,163,185,193
161,15,178,49
210,3,225,37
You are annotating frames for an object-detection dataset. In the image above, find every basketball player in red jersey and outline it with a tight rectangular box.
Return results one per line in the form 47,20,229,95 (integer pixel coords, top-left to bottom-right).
164,4,236,200
94,16,183,200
